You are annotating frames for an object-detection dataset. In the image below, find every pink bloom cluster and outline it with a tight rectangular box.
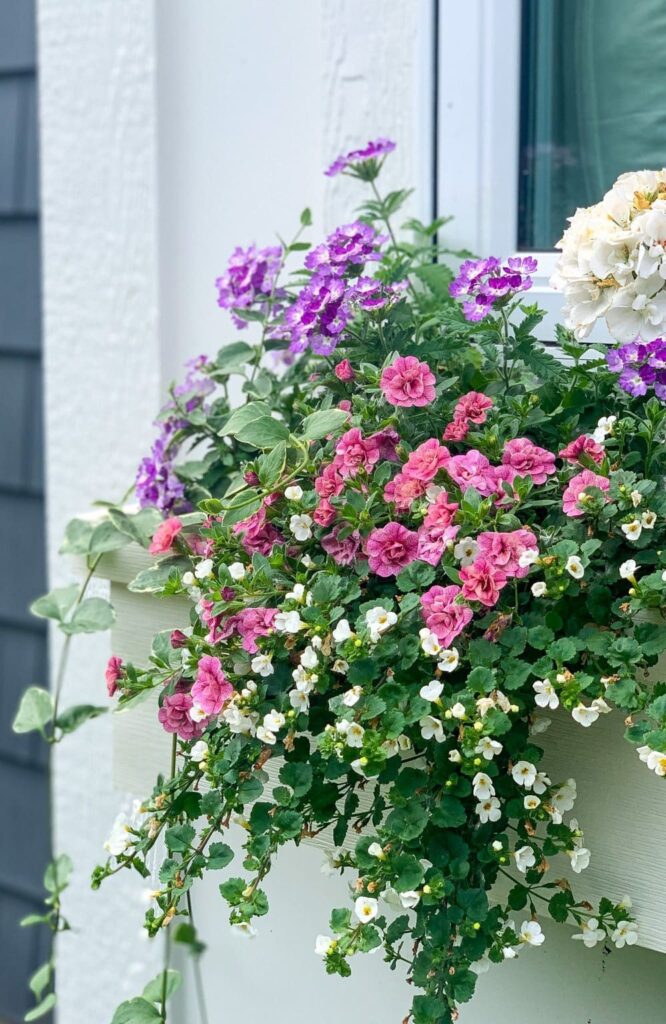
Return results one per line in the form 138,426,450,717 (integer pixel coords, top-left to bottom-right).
105,656,123,698
559,434,604,466
158,684,206,741
191,655,234,715
421,585,473,647
417,492,460,565
149,516,183,554
380,356,436,408
444,392,493,442
233,504,284,556
200,600,277,652
366,522,419,577
384,439,450,511
562,470,610,517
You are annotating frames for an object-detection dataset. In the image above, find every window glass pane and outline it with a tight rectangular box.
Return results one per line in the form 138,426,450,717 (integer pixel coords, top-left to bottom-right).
518,0,666,250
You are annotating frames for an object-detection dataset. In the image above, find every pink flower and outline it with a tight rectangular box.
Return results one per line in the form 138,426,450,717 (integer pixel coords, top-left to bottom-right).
105,655,123,697
334,359,355,381
417,523,459,566
454,391,493,424
191,655,234,716
236,607,278,653
383,472,427,511
170,629,189,648
232,505,284,555
476,529,537,579
443,415,469,441
321,526,362,566
200,600,238,645
423,492,459,529
502,437,556,485
421,585,473,646
313,498,337,526
338,399,352,413
373,427,400,462
315,462,345,499
459,557,508,607
559,434,604,466
366,521,419,577
158,691,206,741
562,470,610,518
403,438,450,483
444,450,495,495
149,516,183,554
380,355,437,407
335,428,380,478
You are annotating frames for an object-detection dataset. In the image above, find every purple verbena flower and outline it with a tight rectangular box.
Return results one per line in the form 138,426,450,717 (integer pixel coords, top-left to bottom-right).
609,337,666,401
450,256,537,322
324,138,396,178
305,221,385,273
215,244,283,328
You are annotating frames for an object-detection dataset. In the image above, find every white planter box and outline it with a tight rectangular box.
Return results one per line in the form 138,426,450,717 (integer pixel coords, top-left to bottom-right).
97,547,666,954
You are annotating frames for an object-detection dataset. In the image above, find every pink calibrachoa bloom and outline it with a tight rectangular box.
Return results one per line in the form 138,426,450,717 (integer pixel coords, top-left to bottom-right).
334,359,355,381
476,529,538,579
502,437,556,485
335,428,381,478
158,691,206,741
459,557,508,607
562,470,610,518
105,655,123,698
380,355,437,407
235,607,279,653
149,516,183,554
315,462,345,498
403,438,450,483
233,505,284,556
366,521,419,577
383,472,427,512
423,491,459,529
559,434,605,466
321,526,362,566
373,426,400,462
443,415,469,442
417,522,459,566
191,655,234,716
454,391,494,424
313,499,337,527
421,585,473,646
444,450,496,496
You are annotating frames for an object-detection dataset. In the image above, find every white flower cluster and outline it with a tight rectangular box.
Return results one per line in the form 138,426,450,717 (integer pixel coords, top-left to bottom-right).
551,169,666,340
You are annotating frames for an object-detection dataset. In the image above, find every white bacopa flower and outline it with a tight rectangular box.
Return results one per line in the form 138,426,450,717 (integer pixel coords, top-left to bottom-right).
399,890,421,910
289,513,313,541
551,779,577,818
472,772,495,800
420,679,444,702
367,842,384,859
189,702,208,723
345,722,365,748
492,840,503,852
511,760,537,789
274,610,304,633
182,571,196,588
223,706,255,736
533,678,559,710
630,489,643,507
470,956,492,976
289,689,309,711
451,701,467,720
454,536,479,566
383,738,399,757
284,484,304,501
263,709,285,733
518,547,539,568
189,740,208,763
398,734,411,751
315,934,334,956
301,553,314,568
475,736,503,760
354,896,378,924
194,558,214,580
332,618,353,643
524,795,541,811
104,814,132,857
611,920,639,948
340,686,361,708
565,555,585,579
621,519,642,541
591,696,611,715
232,922,257,939
519,920,544,946
531,581,547,598
420,715,445,743
286,582,309,604
532,771,551,795
300,645,318,669
619,559,638,579
571,703,600,727
292,665,316,691
256,725,276,745
448,749,462,764
332,658,348,674
251,653,274,677
227,561,246,581
572,918,605,948
646,749,666,776
320,852,340,876
514,846,537,874
476,797,501,823
365,606,398,641
438,648,460,673
642,510,657,529
569,846,591,874
419,627,442,656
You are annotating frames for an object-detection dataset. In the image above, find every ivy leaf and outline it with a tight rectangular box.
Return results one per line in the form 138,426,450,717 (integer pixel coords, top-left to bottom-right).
256,441,287,488
61,597,115,635
13,687,53,735
142,969,182,1004
222,401,289,447
548,890,574,923
111,997,163,1023
393,853,424,892
25,993,57,1021
300,408,349,441
128,557,188,594
55,703,107,735
30,585,78,623
386,801,428,841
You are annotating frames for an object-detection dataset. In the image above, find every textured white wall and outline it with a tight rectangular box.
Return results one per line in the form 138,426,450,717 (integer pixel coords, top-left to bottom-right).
38,2,164,1021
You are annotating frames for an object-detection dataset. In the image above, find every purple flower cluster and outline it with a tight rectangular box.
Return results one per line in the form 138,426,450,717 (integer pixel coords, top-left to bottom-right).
305,221,385,273
324,138,396,178
450,256,538,322
215,244,282,328
285,271,396,356
607,339,666,400
136,356,215,513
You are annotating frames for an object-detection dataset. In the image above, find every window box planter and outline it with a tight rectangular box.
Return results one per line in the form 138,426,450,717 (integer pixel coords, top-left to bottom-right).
96,546,666,953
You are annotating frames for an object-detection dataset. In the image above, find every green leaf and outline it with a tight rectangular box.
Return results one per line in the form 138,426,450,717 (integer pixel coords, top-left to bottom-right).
28,962,52,1000
111,997,163,1023
386,801,428,841
221,489,263,528
548,890,574,923
507,884,528,910
44,854,72,894
279,761,313,797
300,207,312,226
396,561,436,593
222,401,290,448
142,969,182,1004
61,597,115,635
55,703,107,735
257,441,287,488
412,995,450,1023
207,843,234,870
30,585,78,623
431,796,466,829
393,853,424,892
25,993,57,1021
13,687,53,735
299,408,349,441
165,824,195,853
127,557,188,594
214,341,255,375
107,507,154,547
59,517,94,555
